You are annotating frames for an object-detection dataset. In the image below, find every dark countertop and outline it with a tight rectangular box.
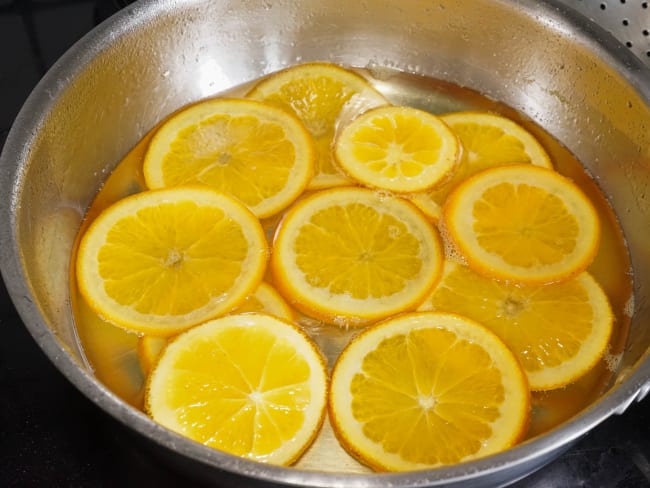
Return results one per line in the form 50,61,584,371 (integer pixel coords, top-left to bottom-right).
1,1,649,486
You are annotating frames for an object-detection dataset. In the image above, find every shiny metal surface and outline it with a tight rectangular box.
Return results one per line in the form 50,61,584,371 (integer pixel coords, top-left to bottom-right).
1,0,650,486
563,0,650,63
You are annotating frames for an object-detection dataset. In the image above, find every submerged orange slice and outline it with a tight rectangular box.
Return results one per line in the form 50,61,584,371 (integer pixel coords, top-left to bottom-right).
419,261,614,390
329,312,530,471
441,111,552,174
137,335,168,377
146,313,328,465
247,62,388,189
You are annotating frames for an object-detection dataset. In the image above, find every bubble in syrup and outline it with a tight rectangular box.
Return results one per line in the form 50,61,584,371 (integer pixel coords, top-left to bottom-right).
603,345,623,373
373,189,396,201
437,221,467,265
623,294,635,317
365,60,397,81
332,314,363,330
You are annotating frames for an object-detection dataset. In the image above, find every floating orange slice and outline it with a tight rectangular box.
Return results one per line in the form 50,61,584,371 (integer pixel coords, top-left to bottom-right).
329,312,530,471
76,187,268,336
146,313,328,465
443,164,600,284
271,187,443,326
334,106,460,193
247,62,388,189
144,98,314,218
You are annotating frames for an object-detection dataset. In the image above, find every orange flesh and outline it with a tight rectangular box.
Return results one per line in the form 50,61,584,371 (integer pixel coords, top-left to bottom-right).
70,68,632,469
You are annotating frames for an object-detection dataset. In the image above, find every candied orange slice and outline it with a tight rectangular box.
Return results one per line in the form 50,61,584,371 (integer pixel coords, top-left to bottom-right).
443,164,600,284
247,62,388,189
146,313,328,465
329,312,530,471
334,106,460,193
419,260,614,390
144,98,314,218
76,187,268,335
271,187,443,326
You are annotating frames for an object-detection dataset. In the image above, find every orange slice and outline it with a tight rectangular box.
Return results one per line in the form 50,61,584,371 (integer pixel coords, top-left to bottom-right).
136,282,295,375
146,313,328,465
441,111,552,173
419,261,614,390
271,187,443,326
233,281,295,321
334,106,460,193
329,312,530,471
409,111,552,222
443,164,600,284
137,335,168,377
76,187,268,336
247,62,388,189
143,98,314,218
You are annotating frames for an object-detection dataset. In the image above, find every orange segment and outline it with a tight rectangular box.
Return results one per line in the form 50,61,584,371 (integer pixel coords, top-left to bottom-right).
144,98,314,218
247,62,388,189
443,164,600,284
146,313,328,465
329,312,530,471
76,187,268,335
271,187,443,326
334,106,460,193
419,261,614,390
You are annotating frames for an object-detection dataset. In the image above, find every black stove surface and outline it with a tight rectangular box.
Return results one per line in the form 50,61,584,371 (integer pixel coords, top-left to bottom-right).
1,1,649,486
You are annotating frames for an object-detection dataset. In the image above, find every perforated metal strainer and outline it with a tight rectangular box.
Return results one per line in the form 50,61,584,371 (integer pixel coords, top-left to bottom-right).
562,0,650,64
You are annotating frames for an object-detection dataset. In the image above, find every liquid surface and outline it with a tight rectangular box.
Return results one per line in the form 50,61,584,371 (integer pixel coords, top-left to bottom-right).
70,68,633,472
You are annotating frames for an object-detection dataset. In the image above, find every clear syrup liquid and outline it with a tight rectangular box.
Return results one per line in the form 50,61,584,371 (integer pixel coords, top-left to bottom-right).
70,67,633,472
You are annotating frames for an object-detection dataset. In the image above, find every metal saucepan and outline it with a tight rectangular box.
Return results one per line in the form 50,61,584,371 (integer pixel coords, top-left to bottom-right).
1,0,649,486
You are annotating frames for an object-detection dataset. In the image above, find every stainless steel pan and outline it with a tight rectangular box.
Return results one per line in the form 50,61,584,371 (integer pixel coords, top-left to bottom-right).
1,0,650,486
